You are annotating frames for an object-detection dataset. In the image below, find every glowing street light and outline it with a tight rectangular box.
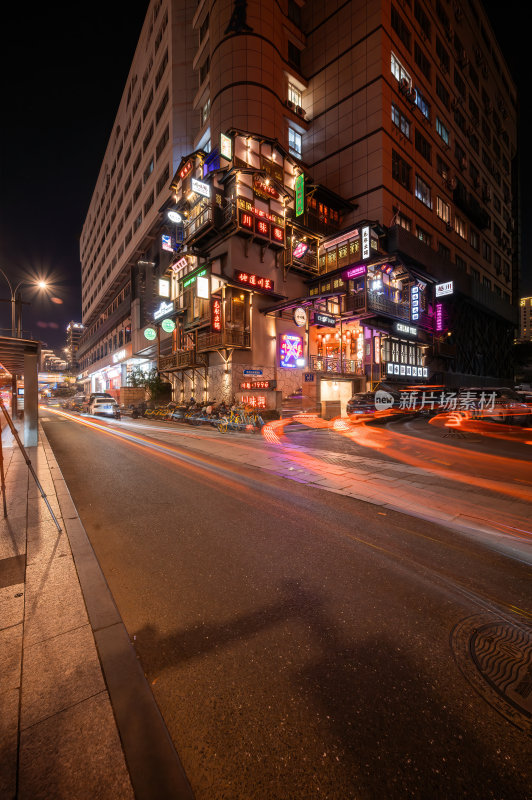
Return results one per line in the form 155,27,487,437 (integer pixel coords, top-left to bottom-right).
0,269,49,338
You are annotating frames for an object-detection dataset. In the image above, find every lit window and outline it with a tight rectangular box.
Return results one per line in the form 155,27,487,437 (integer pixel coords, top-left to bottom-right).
415,175,432,208
288,83,302,107
436,117,450,146
436,197,450,223
391,52,411,84
289,127,302,157
454,215,467,239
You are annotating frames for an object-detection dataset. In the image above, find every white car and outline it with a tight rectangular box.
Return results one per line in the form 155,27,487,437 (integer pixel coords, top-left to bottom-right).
89,397,121,419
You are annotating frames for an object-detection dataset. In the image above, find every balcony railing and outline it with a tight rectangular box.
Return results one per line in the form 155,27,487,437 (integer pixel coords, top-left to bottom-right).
184,206,213,241
159,350,207,370
309,355,365,375
344,291,410,321
196,329,251,351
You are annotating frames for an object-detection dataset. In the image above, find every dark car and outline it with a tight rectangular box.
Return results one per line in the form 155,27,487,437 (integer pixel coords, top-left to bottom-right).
460,386,531,425
346,383,401,416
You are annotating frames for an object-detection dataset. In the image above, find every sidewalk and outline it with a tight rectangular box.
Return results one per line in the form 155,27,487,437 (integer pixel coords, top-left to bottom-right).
0,417,193,800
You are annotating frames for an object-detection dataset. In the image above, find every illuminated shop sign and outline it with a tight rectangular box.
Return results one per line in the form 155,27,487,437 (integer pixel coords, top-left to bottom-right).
361,226,370,259
411,285,420,321
182,268,207,289
435,303,444,332
179,160,192,180
220,133,232,160
171,256,189,273
240,380,276,390
279,333,304,369
386,363,428,378
211,296,222,331
435,281,454,297
161,234,173,252
161,318,176,333
158,279,170,297
293,307,307,327
144,327,157,341
238,203,284,244
295,173,305,217
253,175,279,200
293,242,308,259
241,395,267,408
191,178,210,198
344,264,367,279
235,270,274,292
314,311,336,327
112,349,127,363
395,322,417,337
154,300,174,320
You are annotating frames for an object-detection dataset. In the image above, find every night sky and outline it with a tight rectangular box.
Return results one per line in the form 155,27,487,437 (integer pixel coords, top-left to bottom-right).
1,2,528,353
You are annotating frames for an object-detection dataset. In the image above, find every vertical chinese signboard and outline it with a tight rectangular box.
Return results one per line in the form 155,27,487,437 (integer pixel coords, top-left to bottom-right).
295,173,304,217
211,296,222,331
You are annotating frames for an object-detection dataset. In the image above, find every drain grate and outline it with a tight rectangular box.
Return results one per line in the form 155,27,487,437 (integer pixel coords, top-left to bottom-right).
451,615,532,733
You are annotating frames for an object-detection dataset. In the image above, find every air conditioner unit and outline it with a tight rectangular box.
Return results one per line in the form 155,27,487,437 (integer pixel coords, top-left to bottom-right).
286,99,295,110
448,176,458,190
406,87,417,104
399,77,410,94
459,156,467,171
446,222,453,232
296,105,306,118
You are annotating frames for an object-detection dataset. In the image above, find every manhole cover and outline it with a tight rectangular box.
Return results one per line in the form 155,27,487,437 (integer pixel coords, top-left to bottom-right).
451,615,532,733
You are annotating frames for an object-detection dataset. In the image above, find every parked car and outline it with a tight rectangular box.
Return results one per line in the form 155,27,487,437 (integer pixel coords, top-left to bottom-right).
83,392,113,412
89,397,121,419
68,394,88,411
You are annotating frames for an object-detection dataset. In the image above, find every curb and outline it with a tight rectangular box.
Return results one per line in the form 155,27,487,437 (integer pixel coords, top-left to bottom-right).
39,424,195,800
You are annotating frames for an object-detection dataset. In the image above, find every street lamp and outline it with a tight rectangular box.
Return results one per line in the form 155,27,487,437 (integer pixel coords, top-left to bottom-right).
0,268,48,338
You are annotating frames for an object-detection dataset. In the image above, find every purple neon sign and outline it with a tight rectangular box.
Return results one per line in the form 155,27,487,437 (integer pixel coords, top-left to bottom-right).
435,303,443,331
344,264,367,279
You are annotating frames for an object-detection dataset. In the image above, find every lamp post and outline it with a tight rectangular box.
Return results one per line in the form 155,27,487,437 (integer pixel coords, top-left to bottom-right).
0,268,48,338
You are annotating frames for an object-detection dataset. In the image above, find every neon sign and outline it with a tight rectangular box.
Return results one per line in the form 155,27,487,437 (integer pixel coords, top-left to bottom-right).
241,395,267,408
295,173,305,216
211,297,222,331
191,178,210,198
293,242,308,259
435,303,443,331
240,380,276,390
411,285,420,321
253,175,279,200
279,333,304,369
235,271,274,292
344,264,367,279
180,160,192,180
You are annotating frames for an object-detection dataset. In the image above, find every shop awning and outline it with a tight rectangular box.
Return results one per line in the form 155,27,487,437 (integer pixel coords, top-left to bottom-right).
0,335,41,377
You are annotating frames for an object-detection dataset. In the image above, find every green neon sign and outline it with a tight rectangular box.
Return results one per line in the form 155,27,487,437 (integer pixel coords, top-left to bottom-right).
295,173,304,216
182,267,207,289
144,328,157,341
161,318,176,333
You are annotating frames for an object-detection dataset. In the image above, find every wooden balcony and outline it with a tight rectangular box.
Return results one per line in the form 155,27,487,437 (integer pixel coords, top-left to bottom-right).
309,355,365,376
344,291,410,321
159,350,207,371
196,329,251,351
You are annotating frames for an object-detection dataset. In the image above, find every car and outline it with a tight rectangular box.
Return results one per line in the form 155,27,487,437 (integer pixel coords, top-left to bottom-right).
346,383,402,416
89,397,121,419
83,392,113,412
460,386,531,426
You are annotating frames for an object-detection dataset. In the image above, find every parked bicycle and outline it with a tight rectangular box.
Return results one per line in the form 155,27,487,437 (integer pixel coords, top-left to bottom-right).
217,404,264,433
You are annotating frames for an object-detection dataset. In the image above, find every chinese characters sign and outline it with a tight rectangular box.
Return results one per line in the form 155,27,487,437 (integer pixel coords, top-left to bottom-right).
235,270,274,292
386,363,428,378
411,285,420,321
295,173,305,217
279,333,304,368
240,380,276,390
344,264,367,279
211,296,222,331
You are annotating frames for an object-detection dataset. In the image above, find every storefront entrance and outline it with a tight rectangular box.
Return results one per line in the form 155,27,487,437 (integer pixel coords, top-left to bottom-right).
320,378,353,417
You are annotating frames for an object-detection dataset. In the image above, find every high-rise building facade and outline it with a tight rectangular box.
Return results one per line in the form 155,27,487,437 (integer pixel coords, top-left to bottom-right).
519,297,532,342
78,0,519,409
65,321,84,372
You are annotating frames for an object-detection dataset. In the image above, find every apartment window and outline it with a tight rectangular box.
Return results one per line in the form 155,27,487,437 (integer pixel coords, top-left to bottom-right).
482,276,491,289
156,126,169,159
436,155,449,179
391,104,410,137
288,41,301,70
415,88,430,120
133,181,142,203
454,69,466,99
470,228,480,251
482,240,491,262
199,13,209,42
436,78,450,108
414,1,431,38
494,251,502,273
288,127,302,157
471,267,480,282
156,164,170,195
456,255,467,270
201,98,211,126
143,158,154,184
288,83,302,107
156,89,169,124
414,43,431,80
454,215,467,239
143,124,154,153
397,212,412,231
436,197,450,223
155,50,168,89
142,89,154,120
392,150,411,189
132,121,141,147
435,38,449,72
416,226,432,246
391,52,411,84
436,117,450,146
391,6,411,51
469,63,479,91
438,243,450,260
415,175,432,208
133,152,142,175
200,56,210,85
144,191,154,216
415,130,431,163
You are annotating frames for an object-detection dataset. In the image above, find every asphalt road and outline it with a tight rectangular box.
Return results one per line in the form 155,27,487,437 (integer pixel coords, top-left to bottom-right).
41,411,532,800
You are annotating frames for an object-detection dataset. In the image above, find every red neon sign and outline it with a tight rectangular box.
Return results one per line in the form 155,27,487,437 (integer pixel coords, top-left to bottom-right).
239,210,253,229
242,395,267,408
235,271,274,292
272,226,284,243
180,160,192,180
211,296,222,331
255,218,270,237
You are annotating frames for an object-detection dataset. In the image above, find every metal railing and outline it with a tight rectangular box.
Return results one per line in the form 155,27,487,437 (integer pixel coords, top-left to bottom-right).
196,329,251,351
309,355,365,375
159,350,207,370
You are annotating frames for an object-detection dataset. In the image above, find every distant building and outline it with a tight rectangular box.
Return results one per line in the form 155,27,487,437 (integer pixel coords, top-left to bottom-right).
78,0,519,407
65,321,84,372
519,297,532,342
40,349,67,373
